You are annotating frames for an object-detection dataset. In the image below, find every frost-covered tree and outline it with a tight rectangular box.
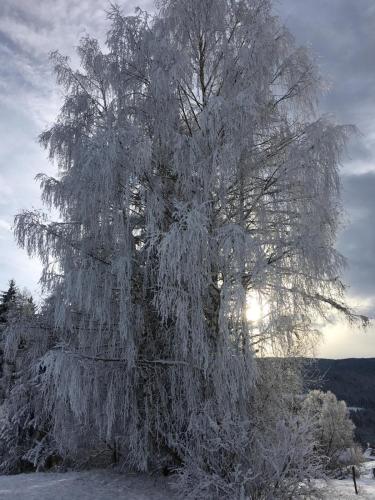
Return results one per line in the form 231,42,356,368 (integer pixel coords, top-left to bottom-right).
0,280,33,403
12,0,363,496
0,280,17,403
302,390,358,471
0,285,50,473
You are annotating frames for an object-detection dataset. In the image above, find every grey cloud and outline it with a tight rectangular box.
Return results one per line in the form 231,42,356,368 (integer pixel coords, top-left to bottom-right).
338,172,375,304
345,137,374,166
278,0,375,128
0,0,154,122
342,172,375,210
277,1,375,322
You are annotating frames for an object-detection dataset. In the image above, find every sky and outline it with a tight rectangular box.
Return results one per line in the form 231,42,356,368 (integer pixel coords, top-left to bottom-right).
0,0,374,358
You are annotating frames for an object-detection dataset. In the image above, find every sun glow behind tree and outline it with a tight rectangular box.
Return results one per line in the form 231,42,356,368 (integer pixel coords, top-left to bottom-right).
246,293,269,324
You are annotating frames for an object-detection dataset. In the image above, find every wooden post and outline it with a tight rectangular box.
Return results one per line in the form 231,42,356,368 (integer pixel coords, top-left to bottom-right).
352,466,358,495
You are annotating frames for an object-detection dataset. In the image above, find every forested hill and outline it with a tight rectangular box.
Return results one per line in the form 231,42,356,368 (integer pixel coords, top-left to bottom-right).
312,358,375,408
310,358,375,446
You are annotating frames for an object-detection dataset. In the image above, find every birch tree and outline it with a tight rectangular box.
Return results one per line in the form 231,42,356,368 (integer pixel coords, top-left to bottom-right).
12,0,362,496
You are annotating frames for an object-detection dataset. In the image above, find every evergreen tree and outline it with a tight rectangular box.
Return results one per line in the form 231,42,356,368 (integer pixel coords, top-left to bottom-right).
0,288,52,473
0,280,19,403
0,280,17,324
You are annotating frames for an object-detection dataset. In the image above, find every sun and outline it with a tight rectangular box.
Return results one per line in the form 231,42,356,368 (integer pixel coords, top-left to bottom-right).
246,293,269,324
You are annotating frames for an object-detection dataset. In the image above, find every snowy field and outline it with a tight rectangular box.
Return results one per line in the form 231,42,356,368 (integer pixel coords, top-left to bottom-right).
1,466,375,499
0,470,177,500
321,461,375,499
323,479,375,499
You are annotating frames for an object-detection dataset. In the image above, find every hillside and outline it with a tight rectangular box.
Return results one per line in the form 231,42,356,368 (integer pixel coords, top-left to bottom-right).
310,358,375,446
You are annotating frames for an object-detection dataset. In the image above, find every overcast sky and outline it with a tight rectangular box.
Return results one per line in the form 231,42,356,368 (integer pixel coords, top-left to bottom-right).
0,0,374,358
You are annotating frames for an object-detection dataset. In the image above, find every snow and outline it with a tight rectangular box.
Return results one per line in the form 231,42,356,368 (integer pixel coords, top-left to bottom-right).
323,478,375,499
0,470,175,500
321,462,375,499
348,407,365,413
1,466,375,499
363,448,375,460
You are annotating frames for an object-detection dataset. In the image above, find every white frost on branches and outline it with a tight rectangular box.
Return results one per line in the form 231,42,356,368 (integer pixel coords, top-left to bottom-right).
10,0,362,496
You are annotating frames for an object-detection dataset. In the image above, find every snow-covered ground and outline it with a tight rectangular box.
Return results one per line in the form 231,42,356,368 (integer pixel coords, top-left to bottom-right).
0,469,177,500
1,465,375,499
323,479,375,499
322,461,375,499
